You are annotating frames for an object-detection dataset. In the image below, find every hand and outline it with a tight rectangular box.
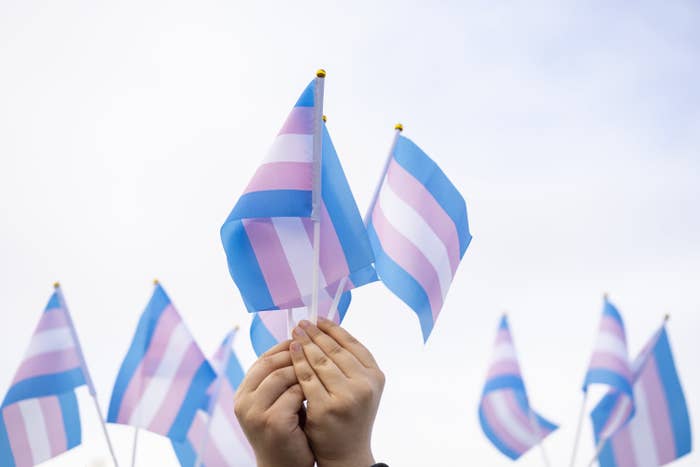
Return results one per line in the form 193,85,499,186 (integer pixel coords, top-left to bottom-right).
290,318,385,467
233,340,314,467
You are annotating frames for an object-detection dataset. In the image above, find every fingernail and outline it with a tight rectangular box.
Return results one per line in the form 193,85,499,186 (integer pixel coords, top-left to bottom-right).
290,342,302,352
298,319,312,329
293,326,306,338
317,317,331,324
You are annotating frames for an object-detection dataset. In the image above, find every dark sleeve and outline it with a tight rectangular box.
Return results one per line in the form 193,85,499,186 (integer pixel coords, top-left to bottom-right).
371,464,389,467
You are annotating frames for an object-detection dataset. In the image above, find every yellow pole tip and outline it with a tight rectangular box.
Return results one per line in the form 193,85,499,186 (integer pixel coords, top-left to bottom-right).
322,115,327,122
153,278,159,285
603,292,609,300
53,281,60,289
316,69,326,78
664,313,670,322
395,123,403,131
234,324,240,332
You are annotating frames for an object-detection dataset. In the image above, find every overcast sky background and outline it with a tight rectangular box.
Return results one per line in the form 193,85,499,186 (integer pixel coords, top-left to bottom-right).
1,1,698,466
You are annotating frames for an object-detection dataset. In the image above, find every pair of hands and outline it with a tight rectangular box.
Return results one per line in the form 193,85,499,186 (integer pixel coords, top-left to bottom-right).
234,317,385,467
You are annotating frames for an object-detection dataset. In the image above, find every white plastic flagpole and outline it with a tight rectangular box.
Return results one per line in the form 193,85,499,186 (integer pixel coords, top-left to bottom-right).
55,282,120,467
194,327,238,467
327,123,404,322
568,392,589,467
309,69,326,324
286,309,294,338
131,427,139,467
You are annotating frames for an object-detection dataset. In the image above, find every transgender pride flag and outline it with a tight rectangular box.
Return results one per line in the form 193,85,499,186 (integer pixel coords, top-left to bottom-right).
108,282,216,441
250,292,351,356
367,134,471,341
592,325,692,466
220,75,375,312
582,297,635,440
172,330,254,466
0,287,86,466
478,316,558,460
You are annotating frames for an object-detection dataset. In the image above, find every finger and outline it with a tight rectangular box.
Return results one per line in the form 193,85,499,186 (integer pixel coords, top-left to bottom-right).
293,325,346,390
317,317,379,369
261,339,293,357
268,383,304,416
238,350,293,394
297,320,364,376
253,366,299,409
289,341,329,402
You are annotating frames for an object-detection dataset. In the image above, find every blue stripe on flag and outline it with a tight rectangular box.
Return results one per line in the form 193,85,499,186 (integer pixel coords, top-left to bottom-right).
167,361,216,442
58,391,82,449
225,352,245,388
368,224,434,342
250,314,280,357
321,125,376,277
2,368,86,407
511,390,558,433
295,81,315,107
603,300,624,326
584,369,633,396
482,375,526,394
392,135,471,257
597,440,617,467
229,190,311,220
653,328,692,458
108,286,170,422
478,404,520,460
221,221,276,312
45,292,61,311
172,437,197,467
336,291,351,323
0,411,16,467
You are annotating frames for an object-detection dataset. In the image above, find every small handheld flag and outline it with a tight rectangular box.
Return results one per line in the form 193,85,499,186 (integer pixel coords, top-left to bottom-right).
367,132,471,341
107,282,216,442
478,316,557,461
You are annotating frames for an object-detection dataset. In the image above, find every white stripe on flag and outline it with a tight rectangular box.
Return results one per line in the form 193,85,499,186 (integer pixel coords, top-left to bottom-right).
600,396,631,439
489,391,538,448
129,323,192,428
18,398,51,464
265,134,313,163
208,407,254,466
491,343,517,363
25,327,74,359
271,217,332,304
593,331,629,361
628,383,659,467
378,183,453,300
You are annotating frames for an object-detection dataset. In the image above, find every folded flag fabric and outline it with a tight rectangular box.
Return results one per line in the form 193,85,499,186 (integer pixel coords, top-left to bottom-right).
367,134,471,341
108,282,216,442
250,291,351,356
478,316,557,460
583,297,635,440
220,77,375,312
0,288,86,466
592,325,692,467
172,330,255,466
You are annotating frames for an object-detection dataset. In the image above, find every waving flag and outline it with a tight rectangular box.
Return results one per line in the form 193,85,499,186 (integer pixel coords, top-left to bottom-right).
0,287,87,466
220,75,375,312
583,297,635,440
478,316,557,460
172,330,254,466
250,292,351,356
367,133,471,341
592,325,692,467
108,282,216,442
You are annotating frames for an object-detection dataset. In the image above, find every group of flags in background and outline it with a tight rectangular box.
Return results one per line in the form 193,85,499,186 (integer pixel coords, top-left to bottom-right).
0,73,692,466
477,298,692,466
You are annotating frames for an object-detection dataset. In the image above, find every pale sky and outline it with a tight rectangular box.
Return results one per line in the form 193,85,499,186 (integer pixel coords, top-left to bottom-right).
1,1,698,466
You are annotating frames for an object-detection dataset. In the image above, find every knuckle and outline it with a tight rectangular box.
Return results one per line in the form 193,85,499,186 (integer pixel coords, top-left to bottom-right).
312,354,330,368
299,371,315,383
328,343,344,356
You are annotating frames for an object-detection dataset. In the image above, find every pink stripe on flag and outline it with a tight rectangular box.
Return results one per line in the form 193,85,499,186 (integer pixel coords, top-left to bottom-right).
610,426,637,466
3,404,33,467
35,309,70,332
487,360,522,380
148,344,205,435
600,396,632,439
187,412,229,467
386,159,461,273
372,201,443,321
599,316,626,341
243,162,312,194
481,394,530,455
495,330,513,345
589,354,633,378
12,348,81,384
639,357,676,463
317,202,350,288
217,381,254,457
503,391,540,443
117,306,181,424
278,106,315,135
244,219,303,308
258,310,289,343
38,397,67,457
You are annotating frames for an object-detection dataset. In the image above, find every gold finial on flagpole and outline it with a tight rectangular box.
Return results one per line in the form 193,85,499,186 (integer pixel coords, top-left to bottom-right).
53,281,60,289
322,115,327,122
234,324,240,332
395,123,403,131
664,313,670,322
316,69,326,78
153,278,159,285
603,292,609,300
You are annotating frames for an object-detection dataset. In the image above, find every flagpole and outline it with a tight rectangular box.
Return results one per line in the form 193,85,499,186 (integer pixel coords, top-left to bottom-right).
568,392,588,467
327,123,403,322
286,309,294,338
309,69,326,324
55,282,120,467
131,427,139,467
194,327,238,467
527,409,552,467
